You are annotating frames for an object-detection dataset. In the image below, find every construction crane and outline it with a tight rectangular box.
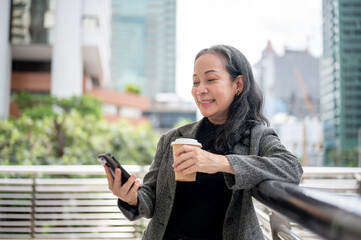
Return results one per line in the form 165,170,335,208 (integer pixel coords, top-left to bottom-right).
294,69,314,117
293,69,316,166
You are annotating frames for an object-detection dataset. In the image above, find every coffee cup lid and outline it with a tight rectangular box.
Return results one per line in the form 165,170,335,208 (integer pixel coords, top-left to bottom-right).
171,138,202,147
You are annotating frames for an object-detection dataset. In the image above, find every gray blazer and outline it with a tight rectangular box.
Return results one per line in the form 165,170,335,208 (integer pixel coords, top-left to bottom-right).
118,118,303,240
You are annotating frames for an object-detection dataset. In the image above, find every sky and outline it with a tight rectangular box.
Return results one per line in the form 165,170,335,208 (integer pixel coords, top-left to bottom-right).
175,0,323,101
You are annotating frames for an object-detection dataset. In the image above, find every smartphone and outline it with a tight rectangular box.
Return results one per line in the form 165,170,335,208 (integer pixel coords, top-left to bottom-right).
97,153,131,185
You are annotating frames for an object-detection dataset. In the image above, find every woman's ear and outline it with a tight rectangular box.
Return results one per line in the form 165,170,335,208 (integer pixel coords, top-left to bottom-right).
236,75,244,94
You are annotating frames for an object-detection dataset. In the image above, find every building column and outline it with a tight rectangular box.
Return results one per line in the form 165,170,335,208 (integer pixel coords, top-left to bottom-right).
0,0,11,119
51,0,83,98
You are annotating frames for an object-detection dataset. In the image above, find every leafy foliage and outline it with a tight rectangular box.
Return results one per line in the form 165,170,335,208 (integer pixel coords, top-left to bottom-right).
125,83,141,94
325,148,359,167
0,92,158,165
13,91,102,119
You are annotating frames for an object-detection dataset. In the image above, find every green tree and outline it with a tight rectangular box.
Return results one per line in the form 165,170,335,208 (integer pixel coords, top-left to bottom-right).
13,91,102,119
0,92,159,165
125,83,141,94
12,92,102,158
326,147,359,167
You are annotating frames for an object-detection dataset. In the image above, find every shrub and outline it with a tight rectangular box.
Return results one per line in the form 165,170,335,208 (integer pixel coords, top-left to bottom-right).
0,92,158,165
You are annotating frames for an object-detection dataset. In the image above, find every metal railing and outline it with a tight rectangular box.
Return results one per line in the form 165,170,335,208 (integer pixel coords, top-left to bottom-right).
1,165,361,239
0,165,149,239
254,167,361,240
254,180,361,240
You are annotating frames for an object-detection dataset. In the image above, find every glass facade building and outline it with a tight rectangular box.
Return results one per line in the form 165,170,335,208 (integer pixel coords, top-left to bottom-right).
110,0,176,97
321,0,361,163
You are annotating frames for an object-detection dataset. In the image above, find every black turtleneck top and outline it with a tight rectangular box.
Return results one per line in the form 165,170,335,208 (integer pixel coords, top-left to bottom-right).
164,118,233,240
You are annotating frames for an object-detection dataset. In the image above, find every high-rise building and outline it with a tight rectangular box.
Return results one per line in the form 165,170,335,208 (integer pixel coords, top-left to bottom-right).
321,0,361,164
0,0,112,118
0,0,150,124
254,41,322,166
110,0,176,97
254,41,320,120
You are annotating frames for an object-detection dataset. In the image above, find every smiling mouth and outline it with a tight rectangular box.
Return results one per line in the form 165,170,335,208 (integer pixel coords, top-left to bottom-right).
199,99,215,104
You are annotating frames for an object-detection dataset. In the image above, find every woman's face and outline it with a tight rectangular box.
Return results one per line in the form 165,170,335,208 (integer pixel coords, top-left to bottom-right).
192,53,240,125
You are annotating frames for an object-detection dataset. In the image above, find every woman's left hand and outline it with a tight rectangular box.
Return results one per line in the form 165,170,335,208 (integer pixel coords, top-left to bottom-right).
172,145,235,175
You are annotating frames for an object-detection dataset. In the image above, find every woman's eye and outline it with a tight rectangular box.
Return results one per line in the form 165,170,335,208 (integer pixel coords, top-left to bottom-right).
208,79,216,82
193,81,200,86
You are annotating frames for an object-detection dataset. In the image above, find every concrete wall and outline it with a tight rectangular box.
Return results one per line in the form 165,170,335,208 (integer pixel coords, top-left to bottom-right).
51,0,83,98
0,0,11,118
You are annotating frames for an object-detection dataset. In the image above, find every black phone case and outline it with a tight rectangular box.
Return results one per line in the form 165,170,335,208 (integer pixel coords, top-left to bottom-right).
97,153,131,185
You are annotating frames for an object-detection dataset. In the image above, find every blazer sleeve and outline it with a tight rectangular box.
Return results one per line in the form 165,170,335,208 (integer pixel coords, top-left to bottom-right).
223,126,303,190
118,134,166,221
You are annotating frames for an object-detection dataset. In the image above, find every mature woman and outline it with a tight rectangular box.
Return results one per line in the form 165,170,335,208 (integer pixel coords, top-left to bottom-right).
104,45,303,240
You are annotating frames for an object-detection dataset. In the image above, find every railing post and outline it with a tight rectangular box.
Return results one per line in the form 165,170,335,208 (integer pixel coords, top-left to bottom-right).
355,173,361,195
270,212,303,240
30,173,36,239
270,212,290,240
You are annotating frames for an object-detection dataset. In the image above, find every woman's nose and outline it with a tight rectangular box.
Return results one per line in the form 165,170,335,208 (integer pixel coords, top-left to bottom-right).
197,82,207,95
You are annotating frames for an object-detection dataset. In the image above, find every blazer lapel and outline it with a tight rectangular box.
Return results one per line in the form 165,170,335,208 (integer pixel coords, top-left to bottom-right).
168,136,178,195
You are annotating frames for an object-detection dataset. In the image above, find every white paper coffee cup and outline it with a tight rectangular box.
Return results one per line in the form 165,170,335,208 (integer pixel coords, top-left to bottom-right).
171,138,202,182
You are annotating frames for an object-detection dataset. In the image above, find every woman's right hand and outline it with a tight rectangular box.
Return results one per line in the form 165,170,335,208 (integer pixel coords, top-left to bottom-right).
104,165,140,206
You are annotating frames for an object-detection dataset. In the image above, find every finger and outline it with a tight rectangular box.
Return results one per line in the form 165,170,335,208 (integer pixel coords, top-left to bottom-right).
129,179,140,195
181,164,196,176
175,145,194,156
104,165,114,187
173,150,196,168
175,158,195,172
114,168,122,187
123,175,137,194
173,148,190,168
126,179,140,206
